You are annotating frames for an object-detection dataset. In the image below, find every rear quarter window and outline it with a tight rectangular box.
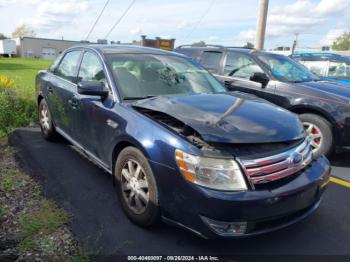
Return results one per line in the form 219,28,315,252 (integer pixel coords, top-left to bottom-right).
175,49,202,62
199,51,222,74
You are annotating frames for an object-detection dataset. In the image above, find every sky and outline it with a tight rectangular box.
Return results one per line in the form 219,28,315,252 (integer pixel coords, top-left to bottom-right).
0,0,349,49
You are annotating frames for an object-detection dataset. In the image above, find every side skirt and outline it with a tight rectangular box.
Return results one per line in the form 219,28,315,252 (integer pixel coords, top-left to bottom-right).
55,127,112,175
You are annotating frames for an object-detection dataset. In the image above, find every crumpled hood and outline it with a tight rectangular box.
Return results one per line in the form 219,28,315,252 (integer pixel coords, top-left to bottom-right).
132,93,305,143
296,80,350,100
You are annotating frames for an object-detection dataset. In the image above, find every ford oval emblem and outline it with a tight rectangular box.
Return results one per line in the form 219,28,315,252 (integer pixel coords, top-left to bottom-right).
291,153,303,165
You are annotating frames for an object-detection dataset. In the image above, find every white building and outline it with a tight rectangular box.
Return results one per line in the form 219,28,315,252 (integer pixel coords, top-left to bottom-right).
13,37,93,59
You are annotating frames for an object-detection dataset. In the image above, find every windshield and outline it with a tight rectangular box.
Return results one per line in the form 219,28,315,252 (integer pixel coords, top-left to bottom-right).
106,53,226,99
257,54,320,83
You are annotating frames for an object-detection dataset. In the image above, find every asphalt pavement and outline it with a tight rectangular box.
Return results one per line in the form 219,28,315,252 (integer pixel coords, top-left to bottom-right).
8,127,350,257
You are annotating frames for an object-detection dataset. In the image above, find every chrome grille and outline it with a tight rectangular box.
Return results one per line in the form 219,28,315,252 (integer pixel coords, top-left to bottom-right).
239,139,313,184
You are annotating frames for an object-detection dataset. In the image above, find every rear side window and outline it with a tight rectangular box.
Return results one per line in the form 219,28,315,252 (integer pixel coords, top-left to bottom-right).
199,51,222,73
77,52,106,82
55,51,81,83
48,53,63,73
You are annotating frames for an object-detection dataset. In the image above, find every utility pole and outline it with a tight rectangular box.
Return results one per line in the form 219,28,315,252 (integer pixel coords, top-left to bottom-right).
255,0,269,50
292,33,299,55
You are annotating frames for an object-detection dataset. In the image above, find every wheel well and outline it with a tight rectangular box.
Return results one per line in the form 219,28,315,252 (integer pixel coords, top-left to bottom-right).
289,107,334,125
111,141,146,173
37,94,44,105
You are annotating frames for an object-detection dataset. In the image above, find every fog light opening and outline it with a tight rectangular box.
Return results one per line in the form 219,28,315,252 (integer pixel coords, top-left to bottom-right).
201,216,248,236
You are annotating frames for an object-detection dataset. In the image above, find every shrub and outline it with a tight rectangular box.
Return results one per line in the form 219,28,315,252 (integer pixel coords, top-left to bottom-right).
0,75,37,136
0,74,15,89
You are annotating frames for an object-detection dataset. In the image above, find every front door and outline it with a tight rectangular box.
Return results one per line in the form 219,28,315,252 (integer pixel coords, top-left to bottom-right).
73,50,115,163
216,51,275,100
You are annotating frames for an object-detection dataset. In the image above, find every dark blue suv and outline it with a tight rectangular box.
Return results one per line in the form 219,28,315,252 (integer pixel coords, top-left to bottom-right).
36,45,330,238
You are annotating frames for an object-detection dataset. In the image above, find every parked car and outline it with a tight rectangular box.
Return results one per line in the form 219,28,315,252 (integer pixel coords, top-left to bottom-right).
291,52,350,86
36,45,330,238
175,45,350,157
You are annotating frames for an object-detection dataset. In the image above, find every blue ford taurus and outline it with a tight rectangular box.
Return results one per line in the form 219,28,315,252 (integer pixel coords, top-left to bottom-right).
36,45,330,238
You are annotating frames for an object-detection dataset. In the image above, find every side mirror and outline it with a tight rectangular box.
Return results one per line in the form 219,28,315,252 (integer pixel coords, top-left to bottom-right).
77,81,109,99
250,72,269,87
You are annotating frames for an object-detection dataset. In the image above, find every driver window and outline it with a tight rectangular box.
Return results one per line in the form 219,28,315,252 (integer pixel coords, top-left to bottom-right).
78,52,106,83
224,52,263,79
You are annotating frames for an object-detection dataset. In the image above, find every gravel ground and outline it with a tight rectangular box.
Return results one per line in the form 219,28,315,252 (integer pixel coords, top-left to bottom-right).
0,137,86,261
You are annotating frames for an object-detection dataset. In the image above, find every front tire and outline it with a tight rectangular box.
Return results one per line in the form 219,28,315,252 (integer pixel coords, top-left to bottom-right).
38,99,58,141
114,147,160,227
299,113,334,157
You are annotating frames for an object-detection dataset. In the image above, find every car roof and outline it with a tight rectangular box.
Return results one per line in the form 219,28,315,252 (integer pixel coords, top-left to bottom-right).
175,45,255,54
69,44,185,57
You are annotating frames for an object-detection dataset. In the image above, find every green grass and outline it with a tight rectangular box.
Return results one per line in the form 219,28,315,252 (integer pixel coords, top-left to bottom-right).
0,206,7,221
0,58,51,136
0,57,51,100
0,175,16,191
18,200,70,251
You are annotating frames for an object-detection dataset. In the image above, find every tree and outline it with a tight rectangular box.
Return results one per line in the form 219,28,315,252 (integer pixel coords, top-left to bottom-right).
191,41,206,47
243,42,254,49
12,24,36,38
332,31,350,51
0,33,7,40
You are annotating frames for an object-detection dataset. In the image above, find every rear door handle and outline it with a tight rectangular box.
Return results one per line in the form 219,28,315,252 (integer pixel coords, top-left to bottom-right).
68,97,79,109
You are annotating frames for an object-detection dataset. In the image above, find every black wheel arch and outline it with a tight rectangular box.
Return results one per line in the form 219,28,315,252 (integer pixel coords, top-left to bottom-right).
111,136,151,176
288,105,340,142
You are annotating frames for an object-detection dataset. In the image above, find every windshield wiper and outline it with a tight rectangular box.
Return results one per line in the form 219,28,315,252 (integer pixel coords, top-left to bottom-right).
123,95,157,100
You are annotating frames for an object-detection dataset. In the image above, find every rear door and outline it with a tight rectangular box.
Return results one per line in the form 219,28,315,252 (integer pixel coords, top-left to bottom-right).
48,50,82,137
216,51,275,99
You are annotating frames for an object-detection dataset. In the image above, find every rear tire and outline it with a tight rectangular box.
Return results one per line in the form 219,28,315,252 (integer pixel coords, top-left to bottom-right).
114,147,160,227
38,98,58,141
299,113,334,157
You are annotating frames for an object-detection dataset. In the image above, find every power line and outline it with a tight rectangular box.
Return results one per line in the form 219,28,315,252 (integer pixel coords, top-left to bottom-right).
179,0,217,45
85,0,111,40
104,0,136,39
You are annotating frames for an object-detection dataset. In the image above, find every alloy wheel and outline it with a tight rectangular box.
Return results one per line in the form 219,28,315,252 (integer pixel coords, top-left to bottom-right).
303,122,323,153
40,103,50,131
121,159,149,214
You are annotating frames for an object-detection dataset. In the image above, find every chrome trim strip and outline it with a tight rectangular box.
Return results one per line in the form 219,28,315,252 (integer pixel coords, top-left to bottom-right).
55,127,112,174
239,139,313,184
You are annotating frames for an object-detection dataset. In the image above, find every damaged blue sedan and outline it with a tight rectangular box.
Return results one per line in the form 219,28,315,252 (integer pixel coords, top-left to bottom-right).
36,45,330,238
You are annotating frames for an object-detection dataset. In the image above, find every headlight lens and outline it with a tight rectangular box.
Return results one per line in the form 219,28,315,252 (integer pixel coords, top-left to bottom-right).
175,149,247,191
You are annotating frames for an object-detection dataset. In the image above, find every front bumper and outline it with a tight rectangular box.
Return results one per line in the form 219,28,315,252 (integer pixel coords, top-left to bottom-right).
157,155,331,238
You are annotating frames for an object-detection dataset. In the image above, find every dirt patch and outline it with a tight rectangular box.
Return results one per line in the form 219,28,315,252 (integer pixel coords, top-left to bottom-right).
0,136,87,261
